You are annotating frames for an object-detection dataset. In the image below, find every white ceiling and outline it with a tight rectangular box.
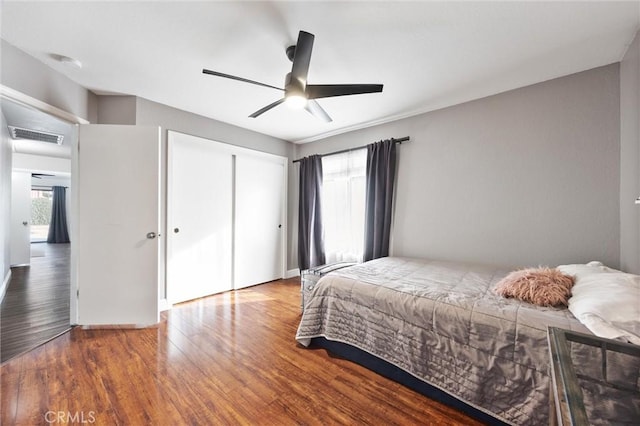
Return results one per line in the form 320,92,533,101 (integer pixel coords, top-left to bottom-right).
1,1,639,143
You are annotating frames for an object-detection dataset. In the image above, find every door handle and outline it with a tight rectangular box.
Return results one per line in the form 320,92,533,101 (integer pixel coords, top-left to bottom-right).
146,232,157,239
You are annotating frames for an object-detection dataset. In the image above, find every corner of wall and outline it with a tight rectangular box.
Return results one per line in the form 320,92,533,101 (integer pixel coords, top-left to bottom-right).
87,91,99,124
619,29,640,274
96,95,137,125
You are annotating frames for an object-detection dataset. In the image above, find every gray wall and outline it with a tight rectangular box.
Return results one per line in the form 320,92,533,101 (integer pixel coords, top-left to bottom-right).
1,40,97,122
97,95,137,125
620,30,640,274
135,97,292,157
296,64,621,269
0,111,12,284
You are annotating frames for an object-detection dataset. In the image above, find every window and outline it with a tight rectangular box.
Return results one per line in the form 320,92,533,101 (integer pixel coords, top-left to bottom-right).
322,149,367,263
31,188,52,242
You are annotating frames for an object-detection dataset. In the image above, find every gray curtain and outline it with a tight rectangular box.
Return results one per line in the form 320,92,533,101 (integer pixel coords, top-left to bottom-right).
47,186,70,243
298,155,326,270
363,140,396,261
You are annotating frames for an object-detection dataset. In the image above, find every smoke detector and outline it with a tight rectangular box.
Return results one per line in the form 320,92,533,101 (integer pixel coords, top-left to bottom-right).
8,126,64,144
50,54,83,69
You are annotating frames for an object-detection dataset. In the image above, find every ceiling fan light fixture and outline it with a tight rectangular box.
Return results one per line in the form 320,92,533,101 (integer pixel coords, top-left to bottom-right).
284,93,308,109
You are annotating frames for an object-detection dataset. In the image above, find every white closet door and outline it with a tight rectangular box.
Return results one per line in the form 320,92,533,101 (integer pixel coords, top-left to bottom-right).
167,132,233,304
234,154,285,289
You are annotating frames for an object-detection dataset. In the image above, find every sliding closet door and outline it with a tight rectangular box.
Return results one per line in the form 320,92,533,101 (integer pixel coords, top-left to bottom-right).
234,154,285,289
167,131,233,304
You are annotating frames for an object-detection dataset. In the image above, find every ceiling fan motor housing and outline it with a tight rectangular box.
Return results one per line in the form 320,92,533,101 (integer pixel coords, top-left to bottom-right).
285,72,305,97
286,45,296,62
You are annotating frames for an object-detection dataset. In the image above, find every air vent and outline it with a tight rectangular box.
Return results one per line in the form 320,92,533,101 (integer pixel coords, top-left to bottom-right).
8,126,64,144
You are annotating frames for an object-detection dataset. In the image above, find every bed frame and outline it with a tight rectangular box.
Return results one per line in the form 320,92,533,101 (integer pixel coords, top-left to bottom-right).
310,337,508,425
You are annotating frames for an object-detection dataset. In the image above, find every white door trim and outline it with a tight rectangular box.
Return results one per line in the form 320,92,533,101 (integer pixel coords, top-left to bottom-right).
1,85,88,325
0,85,90,125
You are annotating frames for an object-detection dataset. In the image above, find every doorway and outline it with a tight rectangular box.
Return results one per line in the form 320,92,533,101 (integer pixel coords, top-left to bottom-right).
1,95,76,362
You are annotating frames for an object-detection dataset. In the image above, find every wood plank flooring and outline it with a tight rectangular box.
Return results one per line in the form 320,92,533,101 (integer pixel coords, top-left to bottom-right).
1,278,483,425
1,243,70,363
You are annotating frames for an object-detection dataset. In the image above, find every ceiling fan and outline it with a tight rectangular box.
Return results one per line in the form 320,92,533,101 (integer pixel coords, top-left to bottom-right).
202,30,383,122
32,173,54,179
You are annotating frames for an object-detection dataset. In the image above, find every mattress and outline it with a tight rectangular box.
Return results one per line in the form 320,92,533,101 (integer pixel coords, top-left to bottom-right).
295,257,594,425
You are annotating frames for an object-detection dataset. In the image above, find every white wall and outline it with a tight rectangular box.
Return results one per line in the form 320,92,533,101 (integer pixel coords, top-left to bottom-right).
295,64,621,269
12,153,71,175
620,30,640,274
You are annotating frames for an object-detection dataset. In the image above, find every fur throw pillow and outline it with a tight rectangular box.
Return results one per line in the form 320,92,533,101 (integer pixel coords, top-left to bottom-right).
494,267,575,307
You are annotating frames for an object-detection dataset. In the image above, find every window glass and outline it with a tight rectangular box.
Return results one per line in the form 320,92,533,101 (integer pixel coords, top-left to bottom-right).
322,149,366,263
31,189,52,242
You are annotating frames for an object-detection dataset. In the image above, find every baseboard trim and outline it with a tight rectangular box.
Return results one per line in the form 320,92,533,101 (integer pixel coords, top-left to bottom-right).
285,268,300,278
80,323,159,330
0,269,11,304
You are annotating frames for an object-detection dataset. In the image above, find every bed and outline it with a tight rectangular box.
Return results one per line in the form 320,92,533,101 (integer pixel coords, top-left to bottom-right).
295,257,640,425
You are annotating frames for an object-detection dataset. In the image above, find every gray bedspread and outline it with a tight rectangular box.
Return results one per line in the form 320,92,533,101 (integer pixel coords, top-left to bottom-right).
296,257,594,425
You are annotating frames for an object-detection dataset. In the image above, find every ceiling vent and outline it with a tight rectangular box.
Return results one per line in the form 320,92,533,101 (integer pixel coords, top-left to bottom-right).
8,126,64,145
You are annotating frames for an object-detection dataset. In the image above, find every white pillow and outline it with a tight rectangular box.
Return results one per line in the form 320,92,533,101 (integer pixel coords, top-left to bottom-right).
557,261,619,279
559,263,640,345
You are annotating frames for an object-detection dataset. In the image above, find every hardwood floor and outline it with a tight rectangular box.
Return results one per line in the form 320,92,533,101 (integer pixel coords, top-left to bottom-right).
1,243,70,363
1,278,483,425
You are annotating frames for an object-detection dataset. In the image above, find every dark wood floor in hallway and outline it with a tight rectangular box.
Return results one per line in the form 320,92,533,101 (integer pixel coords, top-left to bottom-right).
1,243,70,363
1,277,482,425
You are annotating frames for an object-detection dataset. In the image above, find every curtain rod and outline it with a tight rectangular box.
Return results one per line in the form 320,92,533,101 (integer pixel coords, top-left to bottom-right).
292,136,410,163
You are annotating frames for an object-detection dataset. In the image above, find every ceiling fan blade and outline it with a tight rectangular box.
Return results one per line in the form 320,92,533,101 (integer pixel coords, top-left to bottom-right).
249,98,286,118
304,100,332,123
32,173,54,179
290,31,314,84
202,69,284,92
305,84,383,99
